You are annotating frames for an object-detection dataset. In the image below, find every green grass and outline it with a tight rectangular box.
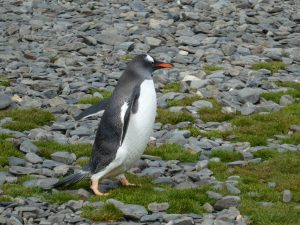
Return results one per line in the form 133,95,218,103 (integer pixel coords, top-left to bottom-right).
162,81,180,93
78,96,101,105
2,183,43,198
253,149,279,160
167,96,202,107
0,108,55,131
180,127,202,137
210,150,243,162
145,144,199,162
0,79,10,87
45,191,82,205
156,109,195,124
89,174,214,215
209,151,300,225
282,132,300,145
0,140,23,167
35,141,92,159
199,99,236,122
79,89,112,105
251,61,286,74
203,65,223,75
82,204,123,222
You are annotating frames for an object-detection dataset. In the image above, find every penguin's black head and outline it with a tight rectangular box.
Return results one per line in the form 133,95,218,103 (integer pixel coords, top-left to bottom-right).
130,54,173,73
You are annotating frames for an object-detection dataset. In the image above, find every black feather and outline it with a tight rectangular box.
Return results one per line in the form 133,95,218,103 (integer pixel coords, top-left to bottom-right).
53,171,90,187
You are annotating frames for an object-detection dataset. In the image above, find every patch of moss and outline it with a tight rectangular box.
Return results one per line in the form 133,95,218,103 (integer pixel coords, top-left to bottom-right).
210,150,243,162
78,96,101,105
199,99,236,122
0,195,13,202
0,133,13,140
87,89,112,99
203,65,223,75
251,61,286,74
120,54,134,62
2,183,43,198
0,79,10,87
35,141,91,159
167,96,202,107
0,141,23,167
162,81,180,93
0,108,55,132
44,191,82,205
49,56,59,63
180,127,202,137
282,132,300,145
145,144,199,162
208,161,229,181
156,109,195,124
252,149,279,160
82,204,124,222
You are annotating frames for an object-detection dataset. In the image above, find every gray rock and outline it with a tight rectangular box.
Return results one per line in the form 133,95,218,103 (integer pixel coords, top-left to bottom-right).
95,31,126,46
139,167,165,178
192,100,213,109
25,152,43,164
8,156,26,166
0,94,12,109
236,88,262,104
51,151,76,164
225,183,241,194
9,166,38,175
279,95,294,106
19,140,39,153
167,217,193,225
203,202,214,213
268,182,276,188
206,191,223,200
23,178,59,190
66,200,84,210
141,213,162,222
214,196,241,210
283,190,292,203
148,202,169,212
145,37,162,47
178,36,201,46
107,199,148,220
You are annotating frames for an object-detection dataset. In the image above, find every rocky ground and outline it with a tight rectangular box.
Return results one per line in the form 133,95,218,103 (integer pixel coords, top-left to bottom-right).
0,0,300,224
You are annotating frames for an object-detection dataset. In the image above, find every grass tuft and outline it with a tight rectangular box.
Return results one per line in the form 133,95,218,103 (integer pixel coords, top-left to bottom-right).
145,144,199,162
156,109,195,124
44,192,82,205
162,81,180,93
203,65,223,75
79,89,112,105
167,96,202,107
210,150,243,162
199,99,236,122
0,108,55,131
252,149,279,160
282,132,300,145
35,141,91,159
0,141,23,167
82,204,124,222
78,96,101,105
251,61,286,74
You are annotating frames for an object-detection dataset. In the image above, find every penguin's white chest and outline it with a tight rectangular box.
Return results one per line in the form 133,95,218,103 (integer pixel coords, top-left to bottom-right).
116,79,157,172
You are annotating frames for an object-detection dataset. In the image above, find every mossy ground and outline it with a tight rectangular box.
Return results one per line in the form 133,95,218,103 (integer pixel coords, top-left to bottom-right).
156,108,195,124
0,108,55,131
167,96,202,107
0,140,23,167
145,144,199,162
209,150,300,225
203,65,224,75
79,89,112,105
162,81,180,93
251,61,286,74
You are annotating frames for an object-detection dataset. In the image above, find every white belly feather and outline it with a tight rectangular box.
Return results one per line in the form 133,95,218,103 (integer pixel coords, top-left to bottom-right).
92,79,157,180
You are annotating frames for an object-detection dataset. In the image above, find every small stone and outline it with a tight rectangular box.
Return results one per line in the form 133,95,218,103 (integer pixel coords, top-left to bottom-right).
203,203,214,213
214,196,241,210
51,151,76,164
145,37,162,47
53,164,69,176
268,182,276,188
148,202,169,212
66,200,84,210
283,190,292,203
226,183,241,194
19,140,39,153
25,152,43,164
167,217,193,225
192,100,213,109
8,157,26,166
290,125,300,132
0,94,12,109
280,95,294,106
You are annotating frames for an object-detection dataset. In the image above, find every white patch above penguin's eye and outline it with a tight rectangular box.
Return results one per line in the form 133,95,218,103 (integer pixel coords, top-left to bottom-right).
145,54,154,63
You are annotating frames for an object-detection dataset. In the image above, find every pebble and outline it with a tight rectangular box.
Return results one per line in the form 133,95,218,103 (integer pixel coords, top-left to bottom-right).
283,190,292,203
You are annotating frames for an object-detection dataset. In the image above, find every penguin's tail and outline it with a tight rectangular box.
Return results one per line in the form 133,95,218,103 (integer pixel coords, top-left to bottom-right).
53,170,90,188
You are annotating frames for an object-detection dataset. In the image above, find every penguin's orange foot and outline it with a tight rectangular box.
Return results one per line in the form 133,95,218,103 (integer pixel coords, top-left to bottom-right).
91,179,110,196
119,176,138,187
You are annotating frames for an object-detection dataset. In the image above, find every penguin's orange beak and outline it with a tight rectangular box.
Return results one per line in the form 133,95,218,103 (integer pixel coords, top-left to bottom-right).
154,61,173,69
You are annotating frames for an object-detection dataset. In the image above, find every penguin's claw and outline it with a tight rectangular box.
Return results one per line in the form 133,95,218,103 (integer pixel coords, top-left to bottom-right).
119,176,138,187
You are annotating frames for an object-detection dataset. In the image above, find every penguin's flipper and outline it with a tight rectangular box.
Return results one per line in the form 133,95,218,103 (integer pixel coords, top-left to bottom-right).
75,98,111,121
120,85,140,144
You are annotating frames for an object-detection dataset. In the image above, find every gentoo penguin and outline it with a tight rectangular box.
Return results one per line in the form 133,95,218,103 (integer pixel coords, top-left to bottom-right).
54,54,173,195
